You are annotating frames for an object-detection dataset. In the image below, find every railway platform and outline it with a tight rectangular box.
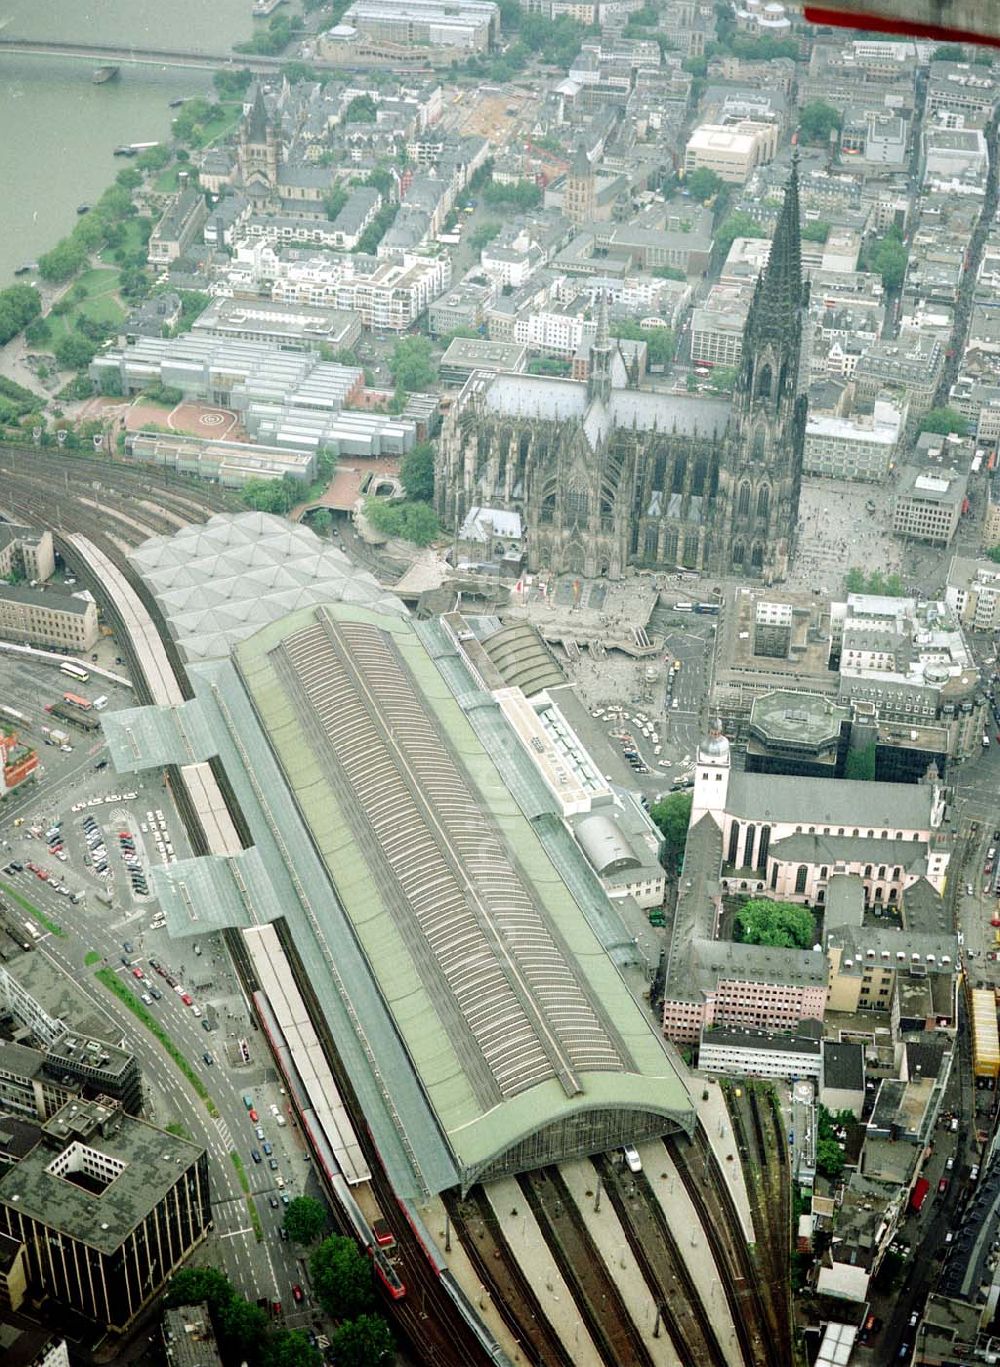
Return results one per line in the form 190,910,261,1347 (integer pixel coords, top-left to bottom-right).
558,1158,684,1367
695,1076,755,1244
417,1190,536,1366
484,1176,604,1367
645,1141,743,1367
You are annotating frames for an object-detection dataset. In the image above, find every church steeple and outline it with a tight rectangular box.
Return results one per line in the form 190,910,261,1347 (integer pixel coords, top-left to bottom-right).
743,152,804,363
588,288,612,404
718,153,808,583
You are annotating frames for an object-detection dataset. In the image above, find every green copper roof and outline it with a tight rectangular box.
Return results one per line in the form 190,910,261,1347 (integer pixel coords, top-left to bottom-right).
236,603,693,1185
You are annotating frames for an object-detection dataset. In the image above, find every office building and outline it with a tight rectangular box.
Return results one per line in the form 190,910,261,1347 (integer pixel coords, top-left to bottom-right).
190,297,361,353
803,399,903,482
698,1020,823,1081
0,1099,210,1332
946,556,1000,632
148,189,209,266
0,585,99,652
162,1304,225,1367
337,0,499,52
684,121,779,183
893,466,967,546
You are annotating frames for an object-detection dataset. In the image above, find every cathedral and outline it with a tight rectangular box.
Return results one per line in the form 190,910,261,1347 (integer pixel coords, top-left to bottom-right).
437,161,809,581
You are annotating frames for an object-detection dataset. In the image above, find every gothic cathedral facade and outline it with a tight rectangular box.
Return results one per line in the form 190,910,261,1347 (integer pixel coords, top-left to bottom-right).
436,161,809,583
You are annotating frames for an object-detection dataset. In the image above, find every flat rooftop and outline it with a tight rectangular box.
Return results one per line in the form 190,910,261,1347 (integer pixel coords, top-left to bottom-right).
0,1098,204,1254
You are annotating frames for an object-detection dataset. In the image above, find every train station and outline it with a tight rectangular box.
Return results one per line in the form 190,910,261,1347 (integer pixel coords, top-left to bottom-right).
97,511,696,1197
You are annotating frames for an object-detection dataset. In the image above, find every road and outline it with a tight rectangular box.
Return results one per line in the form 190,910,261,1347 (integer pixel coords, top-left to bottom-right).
0,653,318,1330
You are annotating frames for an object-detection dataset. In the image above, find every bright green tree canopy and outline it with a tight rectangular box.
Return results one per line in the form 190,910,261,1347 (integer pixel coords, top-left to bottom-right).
310,1235,376,1320
283,1195,328,1245
735,898,815,949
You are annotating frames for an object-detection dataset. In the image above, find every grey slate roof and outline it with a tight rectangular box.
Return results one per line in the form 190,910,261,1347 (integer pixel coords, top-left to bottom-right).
768,833,929,871
725,771,934,830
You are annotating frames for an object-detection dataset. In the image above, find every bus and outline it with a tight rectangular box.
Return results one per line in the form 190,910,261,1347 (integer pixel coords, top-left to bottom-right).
62,693,92,711
0,704,30,728
910,1177,930,1213
694,602,720,616
60,662,90,684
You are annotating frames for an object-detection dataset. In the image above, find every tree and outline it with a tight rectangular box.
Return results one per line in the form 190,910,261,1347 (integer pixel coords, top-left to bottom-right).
283,1195,328,1245
354,202,398,255
705,365,739,394
685,167,725,202
919,405,969,436
166,1266,235,1319
328,1316,393,1367
241,477,296,514
845,743,875,781
265,1330,323,1367
650,791,692,869
38,239,87,284
799,100,842,144
482,179,543,211
652,265,686,281
801,220,830,243
865,228,908,292
218,1296,270,1360
816,1105,851,1181
345,94,378,123
310,1235,375,1320
213,66,254,99
324,185,349,222
611,320,674,368
389,336,436,392
735,898,815,950
933,43,966,61
53,333,98,371
816,1135,845,1181
988,545,1000,564
469,221,503,251
845,566,866,593
400,441,435,502
115,165,143,191
0,283,42,346
527,356,571,376
714,211,768,262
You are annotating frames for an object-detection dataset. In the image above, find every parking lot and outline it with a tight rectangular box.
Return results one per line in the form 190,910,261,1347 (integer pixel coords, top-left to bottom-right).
0,650,320,1320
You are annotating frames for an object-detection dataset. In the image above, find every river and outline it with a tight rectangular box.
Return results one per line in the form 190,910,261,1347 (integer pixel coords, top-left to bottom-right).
0,0,256,284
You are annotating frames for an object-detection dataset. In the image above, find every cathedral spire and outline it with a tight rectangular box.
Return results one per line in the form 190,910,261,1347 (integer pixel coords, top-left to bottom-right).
750,153,803,348
588,288,612,404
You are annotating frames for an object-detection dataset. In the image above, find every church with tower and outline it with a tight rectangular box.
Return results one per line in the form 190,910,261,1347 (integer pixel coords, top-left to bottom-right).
436,161,809,581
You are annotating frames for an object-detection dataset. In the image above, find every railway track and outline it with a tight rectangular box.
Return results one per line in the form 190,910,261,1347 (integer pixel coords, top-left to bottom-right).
725,1085,792,1358
592,1153,729,1367
666,1125,784,1367
450,1187,577,1367
519,1166,655,1367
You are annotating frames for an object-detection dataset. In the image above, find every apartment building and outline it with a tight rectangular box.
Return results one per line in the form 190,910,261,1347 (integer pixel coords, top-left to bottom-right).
0,586,98,652
0,526,54,584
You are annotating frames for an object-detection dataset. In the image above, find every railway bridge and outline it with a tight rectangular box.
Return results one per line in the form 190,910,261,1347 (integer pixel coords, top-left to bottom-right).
0,36,284,73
